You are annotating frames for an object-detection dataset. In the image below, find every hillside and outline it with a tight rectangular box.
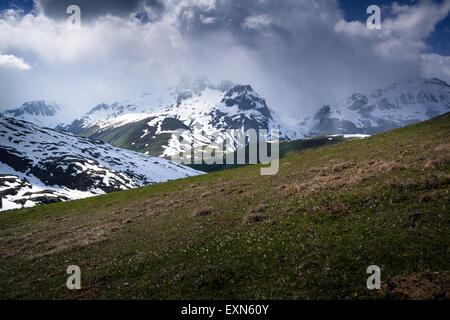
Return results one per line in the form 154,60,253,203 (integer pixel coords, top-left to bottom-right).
1,100,69,129
62,79,300,157
186,135,355,172
300,78,450,136
0,115,202,211
0,113,449,299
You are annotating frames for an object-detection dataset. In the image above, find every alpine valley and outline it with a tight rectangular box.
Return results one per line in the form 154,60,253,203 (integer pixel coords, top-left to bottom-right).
3,77,449,158
63,77,450,157
1,76,450,211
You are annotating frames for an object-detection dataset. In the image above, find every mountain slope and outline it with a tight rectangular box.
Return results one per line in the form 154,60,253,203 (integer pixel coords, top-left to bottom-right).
0,113,448,299
63,78,300,157
1,100,69,129
0,115,202,211
300,78,450,136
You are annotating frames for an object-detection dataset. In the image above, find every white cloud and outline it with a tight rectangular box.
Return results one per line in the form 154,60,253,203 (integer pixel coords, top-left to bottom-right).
421,53,450,82
0,0,449,119
199,14,215,24
333,0,450,75
0,54,31,70
0,8,187,113
242,15,273,30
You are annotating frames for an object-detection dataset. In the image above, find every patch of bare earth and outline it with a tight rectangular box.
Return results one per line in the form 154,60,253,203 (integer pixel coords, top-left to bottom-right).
382,270,450,300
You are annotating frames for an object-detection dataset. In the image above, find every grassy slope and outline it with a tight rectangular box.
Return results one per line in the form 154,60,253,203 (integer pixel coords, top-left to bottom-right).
82,116,348,162
81,117,171,156
187,135,348,172
0,114,449,299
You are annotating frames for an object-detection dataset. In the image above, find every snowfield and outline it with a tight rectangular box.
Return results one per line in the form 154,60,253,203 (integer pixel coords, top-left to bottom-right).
0,115,203,211
301,78,450,136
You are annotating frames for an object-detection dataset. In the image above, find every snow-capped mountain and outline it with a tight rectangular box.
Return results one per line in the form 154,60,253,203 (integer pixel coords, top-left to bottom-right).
62,77,299,157
300,78,450,136
7,77,448,162
1,100,69,129
0,115,202,211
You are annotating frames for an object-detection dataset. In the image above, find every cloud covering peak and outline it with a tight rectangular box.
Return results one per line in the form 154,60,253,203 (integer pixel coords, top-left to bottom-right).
0,0,449,120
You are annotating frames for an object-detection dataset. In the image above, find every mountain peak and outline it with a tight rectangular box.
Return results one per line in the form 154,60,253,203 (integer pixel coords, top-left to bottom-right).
87,102,137,115
174,76,235,104
225,84,254,96
302,77,450,136
221,84,269,114
0,100,66,128
426,77,450,88
382,77,450,92
5,100,59,117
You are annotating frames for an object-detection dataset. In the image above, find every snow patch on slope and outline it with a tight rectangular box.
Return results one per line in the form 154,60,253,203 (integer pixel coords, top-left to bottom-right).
0,115,203,211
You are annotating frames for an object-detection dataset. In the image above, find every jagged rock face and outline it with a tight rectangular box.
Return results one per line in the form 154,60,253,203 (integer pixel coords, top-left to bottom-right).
303,78,450,136
209,85,273,131
0,115,202,211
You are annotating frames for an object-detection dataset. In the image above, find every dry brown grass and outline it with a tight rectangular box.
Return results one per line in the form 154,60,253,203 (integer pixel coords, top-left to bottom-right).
28,221,121,261
386,178,421,191
283,174,346,198
375,161,409,172
193,207,213,217
419,192,437,203
242,213,267,224
248,204,267,213
282,161,295,167
283,183,302,197
425,154,450,169
435,143,450,152
382,270,450,300
331,162,353,173
312,201,353,216
200,191,212,199
422,173,450,188
281,157,421,199
308,167,322,173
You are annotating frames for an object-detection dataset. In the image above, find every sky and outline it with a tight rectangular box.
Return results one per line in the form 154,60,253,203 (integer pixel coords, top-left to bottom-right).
0,0,449,122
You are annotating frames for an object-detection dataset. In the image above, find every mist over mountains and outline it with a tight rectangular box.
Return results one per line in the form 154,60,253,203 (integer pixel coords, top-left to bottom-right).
2,76,449,157
298,77,450,136
1,75,449,211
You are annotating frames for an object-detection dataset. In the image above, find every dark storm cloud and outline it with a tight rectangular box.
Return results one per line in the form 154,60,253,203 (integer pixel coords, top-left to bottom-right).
38,0,165,22
1,0,450,120
176,0,295,47
173,0,391,117
171,0,450,119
